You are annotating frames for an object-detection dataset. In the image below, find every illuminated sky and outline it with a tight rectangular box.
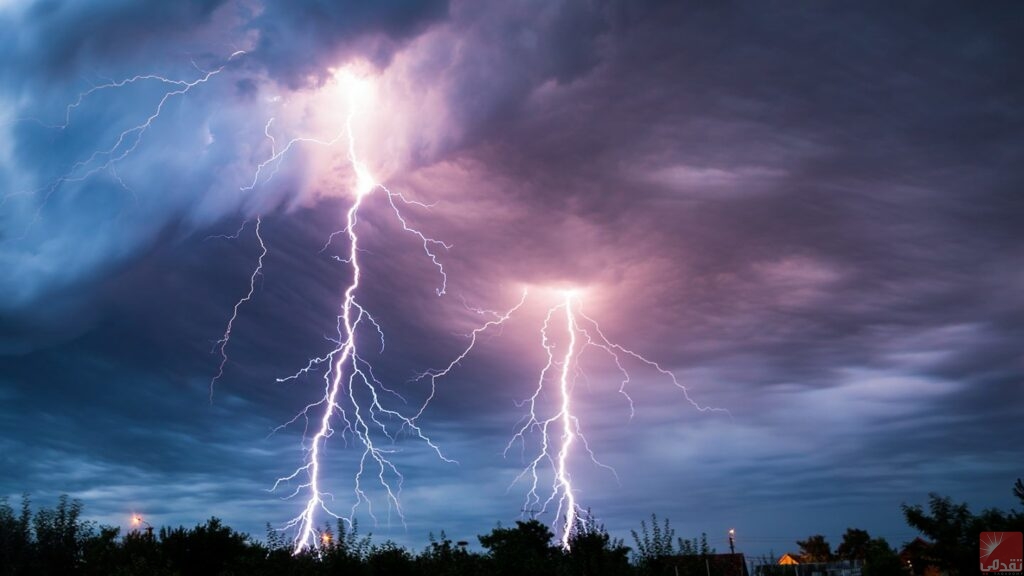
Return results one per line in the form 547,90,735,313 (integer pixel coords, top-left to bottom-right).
1,1,1022,556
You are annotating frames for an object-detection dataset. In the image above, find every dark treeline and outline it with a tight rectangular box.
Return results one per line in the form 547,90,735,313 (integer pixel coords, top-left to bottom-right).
1,479,1022,576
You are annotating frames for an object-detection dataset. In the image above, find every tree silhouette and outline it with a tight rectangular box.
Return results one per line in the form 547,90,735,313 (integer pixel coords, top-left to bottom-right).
478,519,556,576
901,493,974,574
315,519,371,573
5,481,1022,576
796,534,831,562
901,483,1024,576
158,517,257,575
31,495,95,574
417,531,483,576
675,531,713,556
0,494,33,575
861,537,902,576
564,514,631,576
630,512,677,574
834,528,870,560
367,540,415,576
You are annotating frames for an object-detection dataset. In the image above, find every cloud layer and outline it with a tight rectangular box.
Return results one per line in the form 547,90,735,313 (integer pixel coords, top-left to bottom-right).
2,0,1022,555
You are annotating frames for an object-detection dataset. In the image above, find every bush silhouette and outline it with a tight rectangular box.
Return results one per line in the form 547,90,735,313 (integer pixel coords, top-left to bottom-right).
3,481,1021,576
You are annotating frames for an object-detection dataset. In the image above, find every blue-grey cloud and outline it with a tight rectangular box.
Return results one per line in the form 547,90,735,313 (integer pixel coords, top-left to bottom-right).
1,0,1022,558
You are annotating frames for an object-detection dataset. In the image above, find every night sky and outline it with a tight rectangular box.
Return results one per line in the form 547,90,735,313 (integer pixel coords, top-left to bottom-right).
2,0,1022,557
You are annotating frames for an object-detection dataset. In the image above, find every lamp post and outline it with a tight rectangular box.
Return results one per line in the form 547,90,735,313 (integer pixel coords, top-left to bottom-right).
729,529,743,575
131,514,153,538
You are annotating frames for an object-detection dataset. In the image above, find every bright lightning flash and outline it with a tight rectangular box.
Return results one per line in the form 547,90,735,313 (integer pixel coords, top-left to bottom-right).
507,289,726,551
17,56,522,558
248,72,506,554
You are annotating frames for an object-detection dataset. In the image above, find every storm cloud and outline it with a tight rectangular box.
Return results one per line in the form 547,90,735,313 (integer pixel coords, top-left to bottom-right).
1,0,1022,555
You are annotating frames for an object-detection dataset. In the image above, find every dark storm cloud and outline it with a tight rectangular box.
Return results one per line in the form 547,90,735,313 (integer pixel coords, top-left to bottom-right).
0,203,476,537
378,0,1024,545
0,0,227,82
2,0,1022,555
433,0,1024,369
0,0,449,85
252,0,450,87
0,0,617,315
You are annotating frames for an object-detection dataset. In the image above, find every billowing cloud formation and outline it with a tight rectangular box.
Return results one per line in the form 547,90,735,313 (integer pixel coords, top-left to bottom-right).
1,0,1022,555
252,0,450,86
0,0,619,313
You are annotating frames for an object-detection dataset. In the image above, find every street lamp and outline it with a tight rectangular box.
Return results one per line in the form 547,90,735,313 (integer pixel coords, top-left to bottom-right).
728,529,735,554
131,514,153,538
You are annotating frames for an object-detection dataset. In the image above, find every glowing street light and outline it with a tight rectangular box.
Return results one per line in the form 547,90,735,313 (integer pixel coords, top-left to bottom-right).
131,513,154,538
728,528,735,554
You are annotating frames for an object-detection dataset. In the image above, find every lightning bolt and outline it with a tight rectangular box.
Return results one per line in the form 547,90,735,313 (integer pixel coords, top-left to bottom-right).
507,291,727,550
4,52,245,233
6,51,262,397
253,79,518,554
248,92,428,553
208,216,267,401
411,289,530,421
20,57,503,554
14,53,726,558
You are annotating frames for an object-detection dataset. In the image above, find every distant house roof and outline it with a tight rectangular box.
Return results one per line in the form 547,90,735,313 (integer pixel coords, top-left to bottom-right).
901,537,932,554
900,537,937,567
778,553,800,565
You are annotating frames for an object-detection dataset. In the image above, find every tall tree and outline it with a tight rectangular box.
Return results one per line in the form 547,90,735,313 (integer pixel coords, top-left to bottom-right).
861,538,902,576
796,534,832,562
631,513,676,561
418,530,485,576
835,528,870,560
30,495,95,575
367,541,415,576
478,520,557,576
901,493,974,574
158,517,258,576
565,517,631,576
631,514,677,576
0,495,33,576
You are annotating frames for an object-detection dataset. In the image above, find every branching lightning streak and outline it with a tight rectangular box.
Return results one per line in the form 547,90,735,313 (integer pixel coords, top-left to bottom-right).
272,169,458,551
575,304,726,418
552,296,579,551
507,292,727,551
274,181,386,553
16,54,524,557
10,51,259,397
207,99,348,396
5,52,245,231
259,87,511,554
411,290,529,421
380,184,450,296
209,216,267,401
241,117,347,192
